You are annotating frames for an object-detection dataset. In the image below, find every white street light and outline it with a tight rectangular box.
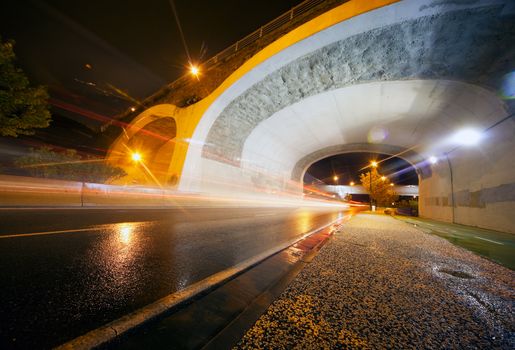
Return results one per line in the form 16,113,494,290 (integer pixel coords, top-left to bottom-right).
452,128,482,146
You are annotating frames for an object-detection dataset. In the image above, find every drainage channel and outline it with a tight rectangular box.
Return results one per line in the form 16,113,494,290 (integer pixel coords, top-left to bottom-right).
56,216,349,350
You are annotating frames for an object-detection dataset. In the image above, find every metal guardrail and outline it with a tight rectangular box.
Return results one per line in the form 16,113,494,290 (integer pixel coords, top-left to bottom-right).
108,0,343,123
201,0,326,69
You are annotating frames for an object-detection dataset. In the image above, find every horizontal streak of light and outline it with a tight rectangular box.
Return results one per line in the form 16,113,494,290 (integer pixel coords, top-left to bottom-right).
0,227,102,239
474,236,503,245
18,159,107,168
51,99,172,143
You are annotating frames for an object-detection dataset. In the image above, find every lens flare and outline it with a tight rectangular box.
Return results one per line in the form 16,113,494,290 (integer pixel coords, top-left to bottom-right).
500,71,515,100
368,126,388,143
451,128,482,146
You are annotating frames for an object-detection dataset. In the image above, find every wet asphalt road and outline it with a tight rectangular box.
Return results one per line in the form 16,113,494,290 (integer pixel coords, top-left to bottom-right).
0,207,343,349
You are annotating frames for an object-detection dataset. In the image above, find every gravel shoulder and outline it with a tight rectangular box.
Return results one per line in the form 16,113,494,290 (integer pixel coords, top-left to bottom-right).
235,214,515,349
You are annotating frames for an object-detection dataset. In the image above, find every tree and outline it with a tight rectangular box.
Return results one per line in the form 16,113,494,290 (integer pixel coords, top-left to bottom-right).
0,36,51,137
15,147,126,183
360,168,398,207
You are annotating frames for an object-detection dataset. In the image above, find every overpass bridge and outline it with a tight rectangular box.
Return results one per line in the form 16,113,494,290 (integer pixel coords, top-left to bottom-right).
107,0,515,233
316,184,419,198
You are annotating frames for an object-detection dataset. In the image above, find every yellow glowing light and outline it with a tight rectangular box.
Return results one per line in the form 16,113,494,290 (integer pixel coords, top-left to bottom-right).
190,65,199,76
130,107,136,112
370,161,378,168
390,183,394,186
381,176,386,181
333,175,339,181
131,152,142,162
118,223,133,244
350,181,355,186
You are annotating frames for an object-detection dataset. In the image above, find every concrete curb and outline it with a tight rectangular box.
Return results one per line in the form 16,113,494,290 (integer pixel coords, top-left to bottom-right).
202,217,345,350
54,217,343,350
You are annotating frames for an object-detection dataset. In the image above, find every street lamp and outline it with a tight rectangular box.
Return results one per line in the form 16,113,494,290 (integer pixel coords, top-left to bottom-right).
369,161,378,211
333,175,339,183
131,152,142,162
349,181,355,186
381,176,386,181
190,64,200,77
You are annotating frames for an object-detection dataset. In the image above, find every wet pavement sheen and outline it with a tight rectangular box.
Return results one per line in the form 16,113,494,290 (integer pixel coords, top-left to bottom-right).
0,207,342,349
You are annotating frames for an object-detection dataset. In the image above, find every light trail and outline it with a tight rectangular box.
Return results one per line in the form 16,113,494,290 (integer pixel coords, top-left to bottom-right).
0,227,102,239
18,158,107,168
474,236,503,245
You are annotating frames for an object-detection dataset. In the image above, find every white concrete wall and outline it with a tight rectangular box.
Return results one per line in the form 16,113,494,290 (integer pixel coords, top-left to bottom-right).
419,118,515,233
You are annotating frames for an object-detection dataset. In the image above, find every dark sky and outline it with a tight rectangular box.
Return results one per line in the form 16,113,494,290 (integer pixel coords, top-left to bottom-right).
305,153,419,186
1,0,304,128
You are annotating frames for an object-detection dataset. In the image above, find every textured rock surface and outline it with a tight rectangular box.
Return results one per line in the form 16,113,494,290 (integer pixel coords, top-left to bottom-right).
203,5,515,164
235,214,515,349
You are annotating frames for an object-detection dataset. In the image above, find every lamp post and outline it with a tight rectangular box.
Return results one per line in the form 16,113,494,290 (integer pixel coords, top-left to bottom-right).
369,161,378,210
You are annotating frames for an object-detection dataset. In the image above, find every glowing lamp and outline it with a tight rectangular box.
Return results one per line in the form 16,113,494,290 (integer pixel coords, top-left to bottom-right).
190,65,199,76
131,152,142,162
452,128,482,146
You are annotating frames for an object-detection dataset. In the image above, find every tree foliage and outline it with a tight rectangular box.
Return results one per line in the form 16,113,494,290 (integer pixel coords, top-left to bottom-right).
0,36,51,137
360,168,398,206
15,147,126,183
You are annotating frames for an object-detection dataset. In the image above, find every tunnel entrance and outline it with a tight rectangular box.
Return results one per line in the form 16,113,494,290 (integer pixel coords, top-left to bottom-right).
303,152,419,214
127,117,177,185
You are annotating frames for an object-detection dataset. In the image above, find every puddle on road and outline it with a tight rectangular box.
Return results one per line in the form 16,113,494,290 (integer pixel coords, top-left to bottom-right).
438,268,474,279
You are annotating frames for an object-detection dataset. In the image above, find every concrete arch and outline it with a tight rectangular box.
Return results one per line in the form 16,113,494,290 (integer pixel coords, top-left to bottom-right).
200,1,513,166
238,79,505,189
108,104,181,185
292,143,429,185
108,0,514,232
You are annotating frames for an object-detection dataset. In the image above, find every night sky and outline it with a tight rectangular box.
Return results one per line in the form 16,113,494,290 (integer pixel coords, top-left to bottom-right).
0,0,303,158
305,153,419,186
1,0,419,184
1,0,303,128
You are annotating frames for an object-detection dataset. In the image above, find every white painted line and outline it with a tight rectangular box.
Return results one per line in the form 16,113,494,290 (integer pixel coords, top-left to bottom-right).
55,216,345,350
474,236,504,245
0,227,103,239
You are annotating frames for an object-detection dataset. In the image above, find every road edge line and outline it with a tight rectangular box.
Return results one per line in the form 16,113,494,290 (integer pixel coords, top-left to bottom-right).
202,218,345,350
54,216,343,350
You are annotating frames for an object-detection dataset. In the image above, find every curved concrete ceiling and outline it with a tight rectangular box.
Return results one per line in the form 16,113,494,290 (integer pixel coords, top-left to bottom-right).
240,79,506,180
200,0,513,166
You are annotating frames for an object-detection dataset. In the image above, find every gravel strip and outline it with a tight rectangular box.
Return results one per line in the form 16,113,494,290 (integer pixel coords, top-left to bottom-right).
235,214,515,349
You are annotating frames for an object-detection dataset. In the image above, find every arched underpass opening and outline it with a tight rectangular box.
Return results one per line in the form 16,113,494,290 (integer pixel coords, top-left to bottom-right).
125,117,177,186
304,152,419,214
